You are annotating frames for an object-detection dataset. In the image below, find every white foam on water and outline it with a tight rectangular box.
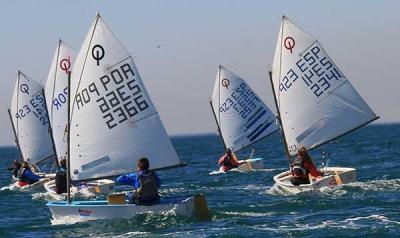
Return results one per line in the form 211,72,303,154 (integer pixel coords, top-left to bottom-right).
159,187,187,194
0,184,17,191
50,215,86,225
222,211,274,217
32,192,63,201
250,214,400,232
209,170,225,175
111,231,151,237
344,178,400,192
344,214,400,225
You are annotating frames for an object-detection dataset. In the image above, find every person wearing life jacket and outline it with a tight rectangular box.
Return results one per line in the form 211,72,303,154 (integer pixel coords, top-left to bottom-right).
218,148,242,172
116,157,161,205
17,161,41,186
290,146,323,186
7,160,21,178
55,158,67,194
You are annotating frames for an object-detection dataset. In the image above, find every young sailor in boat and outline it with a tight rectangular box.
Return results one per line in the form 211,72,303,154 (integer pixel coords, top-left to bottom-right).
290,146,323,186
218,148,244,172
18,161,42,186
116,157,161,205
7,160,21,178
55,158,67,194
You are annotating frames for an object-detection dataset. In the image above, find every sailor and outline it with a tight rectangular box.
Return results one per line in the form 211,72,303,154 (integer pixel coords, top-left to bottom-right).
18,161,42,185
7,160,21,178
218,148,243,172
116,157,161,205
55,158,67,194
290,146,323,186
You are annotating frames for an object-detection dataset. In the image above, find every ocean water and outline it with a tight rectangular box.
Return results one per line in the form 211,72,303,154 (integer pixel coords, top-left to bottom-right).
0,124,399,237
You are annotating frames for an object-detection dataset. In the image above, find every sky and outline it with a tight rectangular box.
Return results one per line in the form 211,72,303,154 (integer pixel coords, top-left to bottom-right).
0,0,399,146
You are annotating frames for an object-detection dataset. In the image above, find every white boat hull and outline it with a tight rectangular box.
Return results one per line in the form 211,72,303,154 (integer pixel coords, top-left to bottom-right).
44,179,115,200
236,158,264,172
12,177,53,191
47,194,211,224
210,158,264,175
271,167,356,195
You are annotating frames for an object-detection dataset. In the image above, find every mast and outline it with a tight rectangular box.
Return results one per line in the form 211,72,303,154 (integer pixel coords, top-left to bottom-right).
210,65,228,151
66,71,71,204
7,108,23,160
42,89,59,168
209,100,227,151
268,70,291,167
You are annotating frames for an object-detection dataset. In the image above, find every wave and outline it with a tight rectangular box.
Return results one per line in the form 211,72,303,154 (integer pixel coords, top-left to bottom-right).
221,211,274,217
251,214,400,232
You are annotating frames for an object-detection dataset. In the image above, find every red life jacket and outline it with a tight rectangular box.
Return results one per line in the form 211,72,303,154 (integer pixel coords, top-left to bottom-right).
18,181,29,187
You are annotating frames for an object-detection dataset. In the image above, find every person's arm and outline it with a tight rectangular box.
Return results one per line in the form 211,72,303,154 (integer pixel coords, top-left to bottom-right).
116,173,139,188
305,161,322,177
218,155,226,165
24,170,41,181
231,153,239,163
231,158,240,167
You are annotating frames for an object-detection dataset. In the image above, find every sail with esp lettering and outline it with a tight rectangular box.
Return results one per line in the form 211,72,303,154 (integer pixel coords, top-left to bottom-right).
9,71,56,164
211,65,278,152
44,40,76,161
271,16,379,156
69,13,182,181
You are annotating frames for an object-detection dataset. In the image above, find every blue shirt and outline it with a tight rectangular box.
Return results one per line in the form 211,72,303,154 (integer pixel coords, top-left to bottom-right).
21,168,41,183
116,170,161,189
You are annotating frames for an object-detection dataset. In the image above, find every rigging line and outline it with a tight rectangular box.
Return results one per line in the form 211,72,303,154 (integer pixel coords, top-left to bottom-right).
15,72,25,161
277,16,284,109
50,40,61,129
42,89,59,167
70,15,100,121
218,65,222,139
268,71,291,168
215,65,227,151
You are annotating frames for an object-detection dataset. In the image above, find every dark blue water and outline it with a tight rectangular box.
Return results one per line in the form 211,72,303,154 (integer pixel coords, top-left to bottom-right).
1,124,399,237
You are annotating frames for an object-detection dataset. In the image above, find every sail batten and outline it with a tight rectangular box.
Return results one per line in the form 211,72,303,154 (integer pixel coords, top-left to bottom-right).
69,15,181,181
211,66,278,152
10,71,55,164
271,16,378,156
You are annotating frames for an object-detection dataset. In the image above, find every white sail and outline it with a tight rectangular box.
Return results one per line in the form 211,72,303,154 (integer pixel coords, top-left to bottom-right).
69,14,181,181
271,16,379,156
211,66,278,152
44,40,76,161
10,71,55,164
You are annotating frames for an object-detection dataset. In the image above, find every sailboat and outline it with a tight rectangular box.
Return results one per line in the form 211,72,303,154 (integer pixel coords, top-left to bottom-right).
8,71,57,190
43,40,114,200
209,66,279,174
269,16,379,195
47,13,210,223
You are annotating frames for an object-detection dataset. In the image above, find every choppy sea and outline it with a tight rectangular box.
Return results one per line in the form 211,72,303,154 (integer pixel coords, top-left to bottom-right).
0,124,399,237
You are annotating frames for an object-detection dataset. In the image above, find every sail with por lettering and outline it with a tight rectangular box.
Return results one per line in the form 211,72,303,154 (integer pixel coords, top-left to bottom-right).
271,16,379,156
211,66,278,152
69,14,182,181
44,40,76,161
9,71,56,164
